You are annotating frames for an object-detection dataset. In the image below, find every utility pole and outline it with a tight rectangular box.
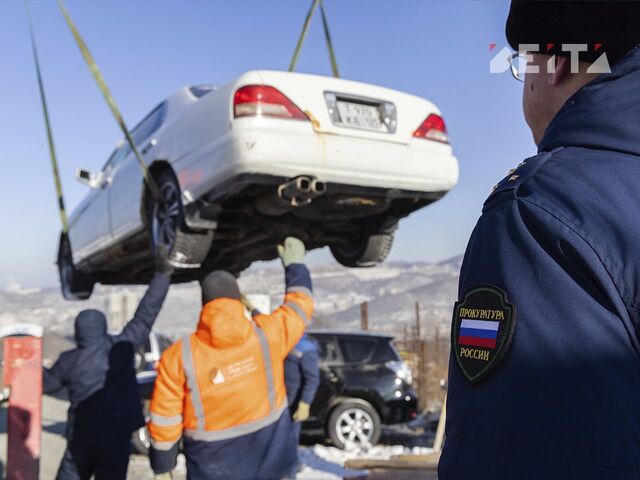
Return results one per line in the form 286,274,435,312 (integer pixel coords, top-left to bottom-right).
415,301,421,340
360,301,369,331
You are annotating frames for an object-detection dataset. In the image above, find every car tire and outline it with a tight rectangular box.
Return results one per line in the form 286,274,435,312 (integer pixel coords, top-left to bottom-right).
131,400,151,455
148,170,213,269
57,234,94,300
327,399,381,449
330,231,395,268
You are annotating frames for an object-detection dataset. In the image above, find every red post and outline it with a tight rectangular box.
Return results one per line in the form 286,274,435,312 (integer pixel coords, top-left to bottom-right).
3,335,42,480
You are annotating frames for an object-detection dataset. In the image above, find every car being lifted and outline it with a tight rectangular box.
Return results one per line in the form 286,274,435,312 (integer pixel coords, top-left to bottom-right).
59,70,458,299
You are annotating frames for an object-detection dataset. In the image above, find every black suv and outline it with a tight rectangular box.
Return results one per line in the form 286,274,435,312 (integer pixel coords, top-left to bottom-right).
304,331,418,448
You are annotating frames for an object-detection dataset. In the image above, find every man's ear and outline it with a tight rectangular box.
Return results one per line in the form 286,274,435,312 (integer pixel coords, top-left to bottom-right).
549,56,570,85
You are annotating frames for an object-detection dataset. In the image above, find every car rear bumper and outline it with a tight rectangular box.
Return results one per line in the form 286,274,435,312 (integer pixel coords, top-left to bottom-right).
176,120,458,204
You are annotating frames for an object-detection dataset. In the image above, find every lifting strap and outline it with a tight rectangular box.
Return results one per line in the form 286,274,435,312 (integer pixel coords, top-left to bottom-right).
24,0,69,233
56,0,162,201
289,0,340,78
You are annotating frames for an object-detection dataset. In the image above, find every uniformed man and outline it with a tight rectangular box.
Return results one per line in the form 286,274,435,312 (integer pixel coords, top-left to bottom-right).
149,237,313,480
440,2,640,479
284,334,320,471
43,247,173,480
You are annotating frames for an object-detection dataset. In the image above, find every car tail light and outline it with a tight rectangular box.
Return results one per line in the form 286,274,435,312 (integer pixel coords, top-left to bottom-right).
412,113,449,143
234,85,308,121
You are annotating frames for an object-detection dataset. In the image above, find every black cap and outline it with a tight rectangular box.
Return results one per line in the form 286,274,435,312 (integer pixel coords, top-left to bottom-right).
200,270,241,305
506,1,640,66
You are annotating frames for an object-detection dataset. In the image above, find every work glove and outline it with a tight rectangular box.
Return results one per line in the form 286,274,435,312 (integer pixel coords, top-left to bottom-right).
154,473,173,480
293,401,310,422
277,237,305,267
155,244,175,276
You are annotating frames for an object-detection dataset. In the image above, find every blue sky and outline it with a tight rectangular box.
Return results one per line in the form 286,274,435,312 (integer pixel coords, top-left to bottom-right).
0,0,534,288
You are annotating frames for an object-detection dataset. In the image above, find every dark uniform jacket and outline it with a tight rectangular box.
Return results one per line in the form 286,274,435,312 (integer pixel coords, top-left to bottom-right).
284,335,320,407
440,46,640,480
43,272,170,445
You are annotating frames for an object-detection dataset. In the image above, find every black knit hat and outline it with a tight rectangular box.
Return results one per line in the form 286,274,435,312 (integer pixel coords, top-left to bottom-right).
506,1,640,66
200,270,241,305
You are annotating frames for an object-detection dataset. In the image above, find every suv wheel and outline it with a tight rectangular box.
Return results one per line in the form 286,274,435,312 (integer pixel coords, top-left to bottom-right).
330,225,396,268
57,234,94,300
149,170,213,269
328,399,381,449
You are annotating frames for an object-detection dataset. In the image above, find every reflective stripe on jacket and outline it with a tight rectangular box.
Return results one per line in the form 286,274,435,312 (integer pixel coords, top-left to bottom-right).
149,263,313,478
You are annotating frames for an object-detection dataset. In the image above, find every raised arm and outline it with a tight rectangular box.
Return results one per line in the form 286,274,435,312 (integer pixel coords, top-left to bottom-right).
115,247,174,348
256,238,314,355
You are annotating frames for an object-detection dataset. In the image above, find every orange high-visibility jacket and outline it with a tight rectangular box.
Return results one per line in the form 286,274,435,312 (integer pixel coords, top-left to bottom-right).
149,265,313,478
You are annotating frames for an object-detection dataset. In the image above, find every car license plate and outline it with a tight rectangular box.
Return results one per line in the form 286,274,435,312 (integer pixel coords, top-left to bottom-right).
336,101,384,131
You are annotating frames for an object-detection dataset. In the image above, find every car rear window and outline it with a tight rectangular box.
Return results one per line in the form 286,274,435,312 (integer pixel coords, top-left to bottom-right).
338,338,376,363
371,340,400,363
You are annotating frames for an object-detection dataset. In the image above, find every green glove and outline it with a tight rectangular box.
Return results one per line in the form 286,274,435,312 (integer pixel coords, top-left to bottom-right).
277,237,305,267
293,401,310,422
154,473,173,480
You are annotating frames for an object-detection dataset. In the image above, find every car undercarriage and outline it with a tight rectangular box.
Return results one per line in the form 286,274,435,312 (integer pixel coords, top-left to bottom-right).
80,173,448,286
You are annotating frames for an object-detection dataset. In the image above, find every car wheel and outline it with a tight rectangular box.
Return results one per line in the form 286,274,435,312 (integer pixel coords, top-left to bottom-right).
149,170,213,269
330,231,395,268
57,234,94,300
131,401,151,455
328,399,381,449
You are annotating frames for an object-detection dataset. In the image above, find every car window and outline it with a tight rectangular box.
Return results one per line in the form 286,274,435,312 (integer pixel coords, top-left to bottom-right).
316,337,341,363
101,143,131,173
131,103,165,146
371,340,400,363
338,338,376,363
189,85,215,98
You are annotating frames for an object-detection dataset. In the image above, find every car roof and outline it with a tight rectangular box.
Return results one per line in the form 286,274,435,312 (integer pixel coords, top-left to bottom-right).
307,330,393,341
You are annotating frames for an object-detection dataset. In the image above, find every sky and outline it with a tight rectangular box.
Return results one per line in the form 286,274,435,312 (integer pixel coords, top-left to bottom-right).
0,0,535,289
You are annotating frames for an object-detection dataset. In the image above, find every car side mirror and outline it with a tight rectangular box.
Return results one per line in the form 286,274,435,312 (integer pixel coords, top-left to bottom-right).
75,169,103,189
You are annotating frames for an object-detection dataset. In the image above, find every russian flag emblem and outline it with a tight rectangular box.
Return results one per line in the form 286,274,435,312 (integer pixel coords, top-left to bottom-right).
452,285,516,384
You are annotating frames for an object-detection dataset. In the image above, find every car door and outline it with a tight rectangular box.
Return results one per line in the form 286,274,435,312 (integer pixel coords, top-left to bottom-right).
109,103,166,243
335,336,380,393
68,147,124,262
310,335,344,419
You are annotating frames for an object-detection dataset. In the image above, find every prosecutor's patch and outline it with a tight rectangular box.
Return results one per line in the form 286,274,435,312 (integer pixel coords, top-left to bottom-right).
452,285,516,384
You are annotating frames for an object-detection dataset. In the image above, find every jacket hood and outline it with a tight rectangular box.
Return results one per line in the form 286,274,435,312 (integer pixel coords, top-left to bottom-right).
74,309,107,347
196,298,252,348
539,45,640,157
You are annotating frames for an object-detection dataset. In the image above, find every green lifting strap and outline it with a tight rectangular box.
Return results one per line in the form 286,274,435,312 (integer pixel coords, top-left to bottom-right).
24,0,69,233
56,0,161,201
289,0,340,78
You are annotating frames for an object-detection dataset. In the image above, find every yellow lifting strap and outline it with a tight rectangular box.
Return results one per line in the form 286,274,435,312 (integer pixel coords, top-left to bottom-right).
24,0,69,233
56,0,161,201
289,0,340,78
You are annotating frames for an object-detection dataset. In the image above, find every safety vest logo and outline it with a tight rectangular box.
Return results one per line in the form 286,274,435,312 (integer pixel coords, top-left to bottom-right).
452,285,516,383
210,367,226,384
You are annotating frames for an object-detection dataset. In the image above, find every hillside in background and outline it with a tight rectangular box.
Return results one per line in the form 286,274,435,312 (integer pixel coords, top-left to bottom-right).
0,256,462,346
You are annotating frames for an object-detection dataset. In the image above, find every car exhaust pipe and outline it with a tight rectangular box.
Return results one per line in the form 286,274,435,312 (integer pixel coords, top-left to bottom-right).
255,176,326,216
311,179,326,195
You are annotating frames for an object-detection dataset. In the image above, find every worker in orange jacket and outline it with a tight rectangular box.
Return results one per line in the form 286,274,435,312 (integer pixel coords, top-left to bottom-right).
149,237,313,480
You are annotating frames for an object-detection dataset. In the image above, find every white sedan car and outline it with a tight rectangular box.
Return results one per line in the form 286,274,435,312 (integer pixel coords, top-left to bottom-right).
59,70,458,299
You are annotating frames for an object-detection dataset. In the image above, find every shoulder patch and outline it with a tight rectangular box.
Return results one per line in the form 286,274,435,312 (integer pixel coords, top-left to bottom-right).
452,285,516,383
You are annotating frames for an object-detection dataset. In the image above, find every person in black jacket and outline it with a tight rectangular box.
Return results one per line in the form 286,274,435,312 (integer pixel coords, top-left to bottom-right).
44,250,173,480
